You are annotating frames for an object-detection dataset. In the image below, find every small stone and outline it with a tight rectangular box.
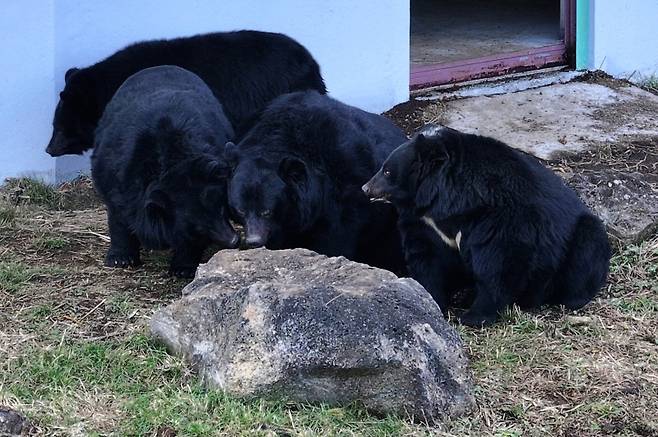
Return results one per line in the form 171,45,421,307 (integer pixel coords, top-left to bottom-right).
150,248,475,421
0,407,31,436
565,315,595,326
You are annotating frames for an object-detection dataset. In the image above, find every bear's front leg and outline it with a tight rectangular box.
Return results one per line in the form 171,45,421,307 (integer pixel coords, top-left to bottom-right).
168,242,206,278
105,207,141,268
399,214,467,314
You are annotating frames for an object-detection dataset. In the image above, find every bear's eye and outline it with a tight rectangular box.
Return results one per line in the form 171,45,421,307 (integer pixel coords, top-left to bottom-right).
260,210,272,218
383,169,392,178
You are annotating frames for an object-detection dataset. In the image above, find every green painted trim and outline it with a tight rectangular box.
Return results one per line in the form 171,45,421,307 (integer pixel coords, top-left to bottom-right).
576,0,590,70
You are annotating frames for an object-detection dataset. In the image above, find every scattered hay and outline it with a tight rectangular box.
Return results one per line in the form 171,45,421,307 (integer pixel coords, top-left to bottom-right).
0,177,656,435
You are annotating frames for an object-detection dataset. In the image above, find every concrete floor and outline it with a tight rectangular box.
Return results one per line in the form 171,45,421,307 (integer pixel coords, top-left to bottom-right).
441,82,658,160
411,0,562,65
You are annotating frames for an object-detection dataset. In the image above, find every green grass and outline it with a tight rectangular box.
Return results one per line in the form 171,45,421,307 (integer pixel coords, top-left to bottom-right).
1,333,415,436
612,296,658,314
4,178,61,209
1,175,657,435
106,294,138,317
0,261,65,294
639,75,658,93
0,261,40,293
0,204,16,227
34,235,70,250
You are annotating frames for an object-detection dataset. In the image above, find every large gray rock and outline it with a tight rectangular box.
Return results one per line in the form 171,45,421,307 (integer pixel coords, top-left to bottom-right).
150,248,474,420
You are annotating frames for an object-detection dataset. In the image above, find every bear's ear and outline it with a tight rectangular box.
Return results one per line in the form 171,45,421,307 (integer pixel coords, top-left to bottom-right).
145,187,170,216
198,155,231,181
223,141,240,168
278,157,307,186
65,67,80,82
415,133,449,165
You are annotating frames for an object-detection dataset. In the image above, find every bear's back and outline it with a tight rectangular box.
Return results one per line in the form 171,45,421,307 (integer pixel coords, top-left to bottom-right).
92,66,233,191
256,91,406,182
90,31,326,126
451,132,590,221
96,66,232,155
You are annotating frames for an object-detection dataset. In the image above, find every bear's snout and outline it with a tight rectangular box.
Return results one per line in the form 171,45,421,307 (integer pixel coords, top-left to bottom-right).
244,216,271,248
362,173,389,203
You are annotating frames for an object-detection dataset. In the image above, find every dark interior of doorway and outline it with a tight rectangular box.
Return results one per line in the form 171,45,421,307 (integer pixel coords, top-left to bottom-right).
411,0,569,88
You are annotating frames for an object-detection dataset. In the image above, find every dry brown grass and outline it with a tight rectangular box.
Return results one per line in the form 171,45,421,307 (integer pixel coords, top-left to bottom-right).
0,178,656,436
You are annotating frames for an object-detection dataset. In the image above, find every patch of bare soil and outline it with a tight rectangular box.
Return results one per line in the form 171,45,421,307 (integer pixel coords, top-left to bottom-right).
0,215,185,342
548,137,658,243
383,98,447,136
592,98,658,134
574,70,634,91
1,179,657,436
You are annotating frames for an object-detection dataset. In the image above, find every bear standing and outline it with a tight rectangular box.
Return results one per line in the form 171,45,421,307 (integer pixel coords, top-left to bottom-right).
363,124,611,326
226,91,407,273
47,30,326,156
92,66,238,278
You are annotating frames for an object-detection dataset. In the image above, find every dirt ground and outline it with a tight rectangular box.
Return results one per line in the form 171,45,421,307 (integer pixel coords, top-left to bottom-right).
1,182,657,435
1,73,657,435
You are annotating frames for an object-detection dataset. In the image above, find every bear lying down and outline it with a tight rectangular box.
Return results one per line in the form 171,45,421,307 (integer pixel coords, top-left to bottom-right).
92,66,238,278
363,124,611,326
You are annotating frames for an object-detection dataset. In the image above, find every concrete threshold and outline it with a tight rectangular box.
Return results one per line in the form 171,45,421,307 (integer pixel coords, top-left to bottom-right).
412,67,585,101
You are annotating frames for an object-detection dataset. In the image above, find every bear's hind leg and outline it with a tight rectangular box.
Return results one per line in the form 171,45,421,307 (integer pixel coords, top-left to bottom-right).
460,244,531,326
459,283,510,327
552,215,611,310
105,208,141,268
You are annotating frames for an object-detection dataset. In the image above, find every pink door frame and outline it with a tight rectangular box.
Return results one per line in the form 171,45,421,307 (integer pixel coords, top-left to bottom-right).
410,0,576,90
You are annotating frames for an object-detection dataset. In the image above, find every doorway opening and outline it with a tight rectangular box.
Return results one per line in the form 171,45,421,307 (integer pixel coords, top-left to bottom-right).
410,0,575,89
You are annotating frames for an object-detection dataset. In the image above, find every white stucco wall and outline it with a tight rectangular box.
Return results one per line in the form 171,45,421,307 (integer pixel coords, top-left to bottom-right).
0,0,57,182
1,0,410,183
590,0,658,80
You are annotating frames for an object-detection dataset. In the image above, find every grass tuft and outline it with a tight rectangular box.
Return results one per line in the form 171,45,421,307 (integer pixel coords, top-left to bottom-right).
3,178,61,209
639,74,658,94
0,204,16,227
0,261,39,293
34,236,70,251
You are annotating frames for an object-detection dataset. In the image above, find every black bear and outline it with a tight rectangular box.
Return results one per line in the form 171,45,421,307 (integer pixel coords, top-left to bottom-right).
226,90,407,273
91,66,238,278
362,124,611,326
47,30,326,156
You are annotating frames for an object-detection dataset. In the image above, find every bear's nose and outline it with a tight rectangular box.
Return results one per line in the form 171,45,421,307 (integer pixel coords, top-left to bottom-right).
361,183,371,195
245,235,265,248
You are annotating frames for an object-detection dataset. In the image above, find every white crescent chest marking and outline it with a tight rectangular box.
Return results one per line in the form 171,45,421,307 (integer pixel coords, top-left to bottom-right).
422,216,462,251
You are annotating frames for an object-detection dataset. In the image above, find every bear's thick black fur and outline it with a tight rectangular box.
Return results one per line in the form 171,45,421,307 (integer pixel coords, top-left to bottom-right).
91,66,238,278
363,124,611,326
47,30,326,156
226,90,407,273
